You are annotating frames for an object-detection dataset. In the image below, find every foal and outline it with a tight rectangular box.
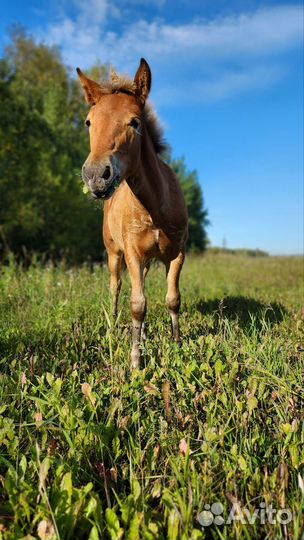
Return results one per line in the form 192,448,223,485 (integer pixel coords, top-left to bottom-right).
77,59,188,368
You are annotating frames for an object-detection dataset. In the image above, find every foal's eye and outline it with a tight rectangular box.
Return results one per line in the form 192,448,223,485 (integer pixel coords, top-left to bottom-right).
129,118,140,131
85,119,91,127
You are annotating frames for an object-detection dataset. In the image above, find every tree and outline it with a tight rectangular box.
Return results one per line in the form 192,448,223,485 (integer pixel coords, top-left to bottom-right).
0,28,103,262
169,157,209,251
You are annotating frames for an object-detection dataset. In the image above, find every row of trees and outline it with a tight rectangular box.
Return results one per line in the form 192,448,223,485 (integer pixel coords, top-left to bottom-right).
0,29,209,262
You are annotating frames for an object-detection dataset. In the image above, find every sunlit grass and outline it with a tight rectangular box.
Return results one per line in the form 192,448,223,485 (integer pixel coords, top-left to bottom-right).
0,254,303,539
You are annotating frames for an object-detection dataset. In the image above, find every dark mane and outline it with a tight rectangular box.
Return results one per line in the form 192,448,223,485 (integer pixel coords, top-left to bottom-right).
99,72,169,156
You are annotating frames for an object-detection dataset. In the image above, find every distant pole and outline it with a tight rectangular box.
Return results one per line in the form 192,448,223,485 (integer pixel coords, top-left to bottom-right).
222,237,227,251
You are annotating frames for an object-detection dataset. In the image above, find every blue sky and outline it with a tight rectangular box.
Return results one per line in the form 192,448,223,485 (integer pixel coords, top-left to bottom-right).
1,0,303,254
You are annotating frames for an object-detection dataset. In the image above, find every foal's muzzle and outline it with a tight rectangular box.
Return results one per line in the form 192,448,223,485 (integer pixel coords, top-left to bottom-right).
82,159,121,200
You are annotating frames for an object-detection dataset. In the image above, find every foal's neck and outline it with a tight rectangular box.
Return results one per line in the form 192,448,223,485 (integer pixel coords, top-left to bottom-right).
127,125,168,218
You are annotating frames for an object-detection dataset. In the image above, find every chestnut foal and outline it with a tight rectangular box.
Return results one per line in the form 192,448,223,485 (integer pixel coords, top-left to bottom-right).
77,59,188,368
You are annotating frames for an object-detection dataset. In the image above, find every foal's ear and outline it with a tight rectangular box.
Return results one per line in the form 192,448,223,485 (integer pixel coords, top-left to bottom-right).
134,58,151,105
76,68,104,105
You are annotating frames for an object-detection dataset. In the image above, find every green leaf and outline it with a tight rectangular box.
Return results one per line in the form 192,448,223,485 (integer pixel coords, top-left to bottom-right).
151,479,162,499
83,482,93,496
46,372,54,386
132,479,141,502
238,455,248,472
247,396,258,414
289,444,299,469
85,496,97,518
191,529,203,540
214,359,224,375
53,378,63,395
19,454,27,476
39,457,50,488
231,444,238,457
281,423,292,434
106,508,123,540
60,472,73,504
88,525,99,540
168,509,180,540
20,492,31,522
121,494,135,525
127,513,141,540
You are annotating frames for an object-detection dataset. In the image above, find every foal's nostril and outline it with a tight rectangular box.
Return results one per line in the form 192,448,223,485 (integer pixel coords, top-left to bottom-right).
102,166,111,181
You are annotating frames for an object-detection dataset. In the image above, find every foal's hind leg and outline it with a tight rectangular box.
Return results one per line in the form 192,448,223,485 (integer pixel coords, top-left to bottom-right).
166,250,185,343
141,263,150,341
108,250,124,319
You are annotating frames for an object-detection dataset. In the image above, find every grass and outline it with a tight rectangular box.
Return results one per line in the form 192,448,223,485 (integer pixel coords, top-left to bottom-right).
0,254,303,540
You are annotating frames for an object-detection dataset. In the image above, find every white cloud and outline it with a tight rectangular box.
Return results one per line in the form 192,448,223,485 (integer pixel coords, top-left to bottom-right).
37,3,303,104
110,5,302,62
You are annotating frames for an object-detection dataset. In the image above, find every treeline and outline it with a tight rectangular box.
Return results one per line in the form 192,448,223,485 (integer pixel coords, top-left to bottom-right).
0,29,208,262
208,247,269,257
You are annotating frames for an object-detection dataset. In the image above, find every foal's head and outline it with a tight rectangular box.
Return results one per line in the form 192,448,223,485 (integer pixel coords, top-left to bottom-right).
77,59,151,200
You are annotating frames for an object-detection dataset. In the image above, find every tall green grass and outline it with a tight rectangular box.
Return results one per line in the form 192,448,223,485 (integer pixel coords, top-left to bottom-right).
0,255,303,539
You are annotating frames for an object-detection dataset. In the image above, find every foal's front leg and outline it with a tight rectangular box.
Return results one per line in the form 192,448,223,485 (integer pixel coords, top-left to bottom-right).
125,253,146,369
108,250,123,319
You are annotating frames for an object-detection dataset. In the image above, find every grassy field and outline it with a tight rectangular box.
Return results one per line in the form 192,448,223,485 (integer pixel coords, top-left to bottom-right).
0,254,303,540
